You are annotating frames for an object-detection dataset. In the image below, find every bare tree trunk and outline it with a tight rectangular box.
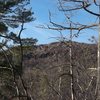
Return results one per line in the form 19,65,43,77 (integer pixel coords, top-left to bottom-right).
95,22,100,100
95,3,100,100
69,23,75,100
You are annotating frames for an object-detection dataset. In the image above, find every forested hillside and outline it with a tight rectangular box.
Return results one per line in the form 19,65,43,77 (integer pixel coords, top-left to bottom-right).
0,42,97,100
0,0,100,100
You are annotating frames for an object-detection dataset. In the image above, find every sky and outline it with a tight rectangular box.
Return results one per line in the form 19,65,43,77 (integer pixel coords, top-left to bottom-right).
21,0,98,44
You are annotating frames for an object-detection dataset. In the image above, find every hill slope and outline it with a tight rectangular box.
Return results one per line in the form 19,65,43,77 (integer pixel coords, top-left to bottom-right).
22,42,97,100
0,42,97,100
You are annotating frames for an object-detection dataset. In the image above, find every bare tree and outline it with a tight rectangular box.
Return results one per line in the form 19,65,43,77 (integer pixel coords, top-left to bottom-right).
37,0,99,100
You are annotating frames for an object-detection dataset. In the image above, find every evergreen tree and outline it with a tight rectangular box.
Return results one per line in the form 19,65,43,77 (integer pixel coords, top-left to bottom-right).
0,0,35,100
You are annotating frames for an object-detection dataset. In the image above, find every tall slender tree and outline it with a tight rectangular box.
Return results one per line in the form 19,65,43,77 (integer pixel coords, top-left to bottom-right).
37,0,99,99
0,0,35,100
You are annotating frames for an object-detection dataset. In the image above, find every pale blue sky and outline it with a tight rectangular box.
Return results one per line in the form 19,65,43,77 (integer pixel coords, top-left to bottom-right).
21,0,98,44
